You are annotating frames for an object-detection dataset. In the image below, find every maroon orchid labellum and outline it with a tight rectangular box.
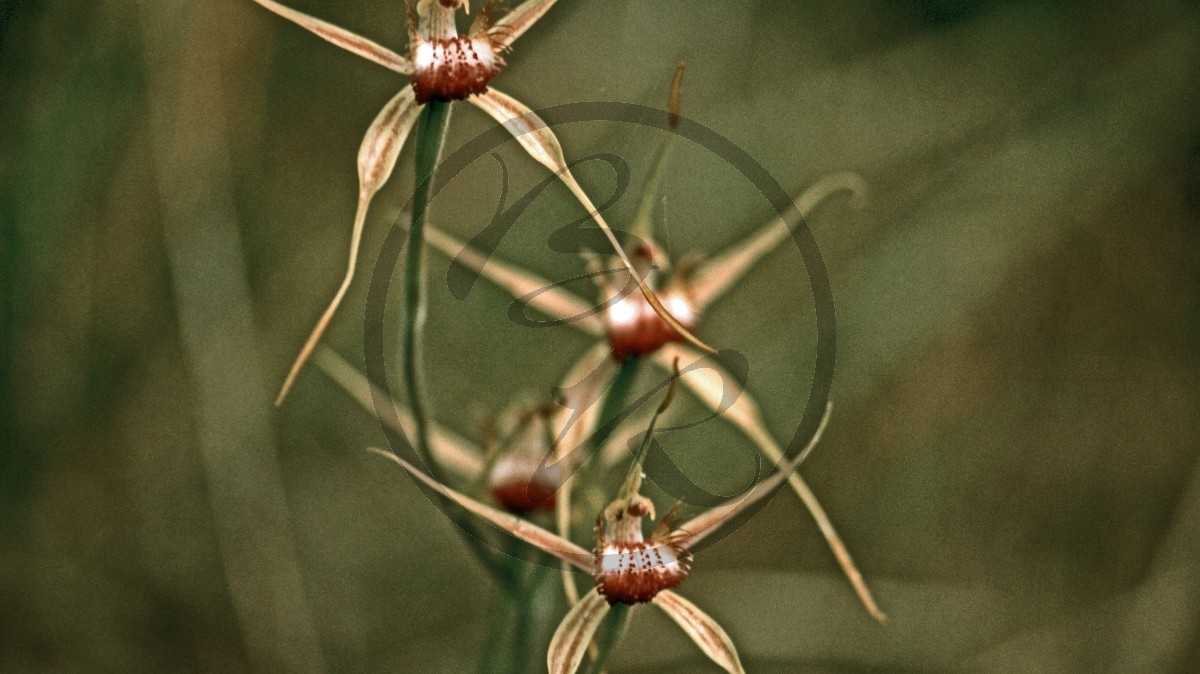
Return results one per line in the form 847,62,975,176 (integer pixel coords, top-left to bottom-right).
254,0,712,405
484,404,563,513
370,379,836,674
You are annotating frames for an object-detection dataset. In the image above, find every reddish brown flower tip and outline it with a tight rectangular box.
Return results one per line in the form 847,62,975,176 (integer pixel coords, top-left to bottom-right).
488,451,560,513
490,480,556,513
606,288,697,360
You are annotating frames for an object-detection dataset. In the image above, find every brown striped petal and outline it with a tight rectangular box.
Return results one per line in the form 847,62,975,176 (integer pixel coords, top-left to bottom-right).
469,89,719,357
253,0,413,74
490,0,559,51
275,88,421,405
689,172,867,311
368,448,594,571
547,590,610,674
653,590,745,674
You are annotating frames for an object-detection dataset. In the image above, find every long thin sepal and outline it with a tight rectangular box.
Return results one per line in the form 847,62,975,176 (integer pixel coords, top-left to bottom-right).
630,61,684,240
313,347,485,478
469,89,718,356
276,88,421,405
368,448,594,570
490,0,559,51
253,0,414,74
425,225,603,336
653,590,746,674
659,345,887,623
673,398,831,549
553,343,615,609
689,172,867,311
547,590,610,674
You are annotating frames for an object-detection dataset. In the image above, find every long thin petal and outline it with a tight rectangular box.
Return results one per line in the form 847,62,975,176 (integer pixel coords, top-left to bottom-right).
670,378,831,549
276,89,421,404
556,473,583,605
658,345,886,623
653,590,746,674
253,0,413,74
549,342,617,461
490,0,558,51
468,89,718,356
426,225,604,336
314,347,485,479
547,590,610,674
368,447,593,570
689,172,867,311
552,343,615,608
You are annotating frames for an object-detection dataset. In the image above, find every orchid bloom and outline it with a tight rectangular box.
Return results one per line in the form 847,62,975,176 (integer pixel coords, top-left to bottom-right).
370,383,835,674
425,165,887,623
314,344,612,514
254,0,709,404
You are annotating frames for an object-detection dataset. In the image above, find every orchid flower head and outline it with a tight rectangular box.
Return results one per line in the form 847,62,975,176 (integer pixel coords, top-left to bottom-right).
253,0,711,405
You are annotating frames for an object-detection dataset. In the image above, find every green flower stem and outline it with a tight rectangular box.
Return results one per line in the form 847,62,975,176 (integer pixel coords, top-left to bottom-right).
477,549,556,674
586,356,641,474
406,100,507,582
630,129,676,241
404,99,453,486
585,603,631,674
477,582,517,674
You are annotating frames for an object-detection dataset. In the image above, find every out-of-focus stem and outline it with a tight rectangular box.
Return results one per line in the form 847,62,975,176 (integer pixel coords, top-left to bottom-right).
585,603,630,674
587,356,642,467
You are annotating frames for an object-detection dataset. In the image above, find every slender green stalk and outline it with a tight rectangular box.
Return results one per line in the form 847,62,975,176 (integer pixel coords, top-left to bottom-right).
630,127,677,241
587,356,641,466
404,99,452,484
585,603,631,674
477,582,517,674
405,101,508,582
631,61,683,241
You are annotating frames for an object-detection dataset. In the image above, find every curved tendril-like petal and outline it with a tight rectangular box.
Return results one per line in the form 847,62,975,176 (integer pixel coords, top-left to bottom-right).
468,89,718,356
657,345,887,623
424,225,604,336
253,0,414,75
547,590,610,674
556,473,582,605
653,590,746,674
549,342,616,462
490,0,559,51
369,447,594,570
551,343,613,608
672,396,831,550
275,88,422,405
551,343,614,613
688,171,868,311
313,347,485,479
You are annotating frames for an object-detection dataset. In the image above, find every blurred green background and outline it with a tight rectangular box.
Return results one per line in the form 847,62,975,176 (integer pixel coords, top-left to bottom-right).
3,0,1200,671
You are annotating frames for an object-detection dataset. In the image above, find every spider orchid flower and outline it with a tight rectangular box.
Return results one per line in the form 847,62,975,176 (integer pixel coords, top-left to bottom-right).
425,158,887,622
314,345,614,514
254,0,710,404
370,384,835,674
